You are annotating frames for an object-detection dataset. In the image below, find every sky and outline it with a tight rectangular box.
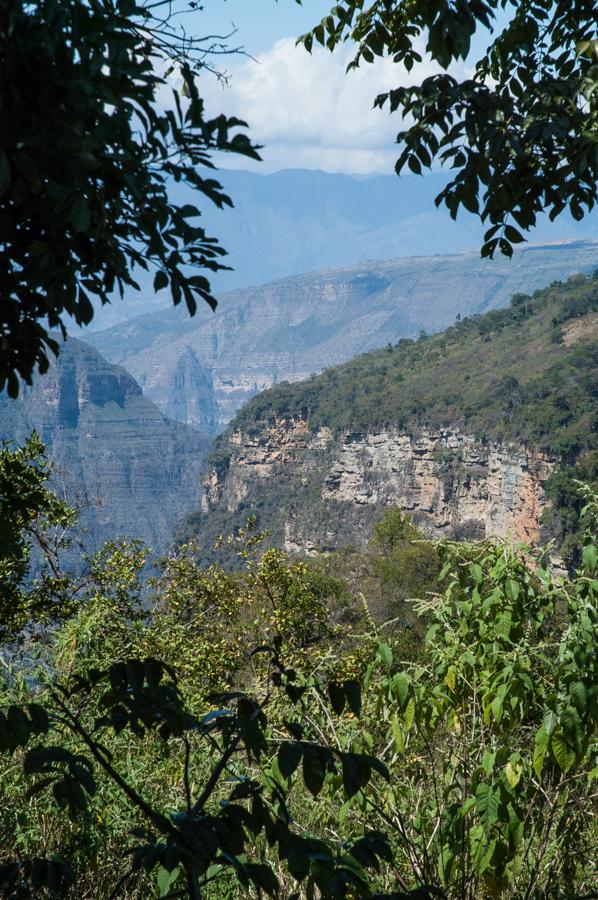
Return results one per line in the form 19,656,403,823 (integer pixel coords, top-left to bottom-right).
168,1,471,175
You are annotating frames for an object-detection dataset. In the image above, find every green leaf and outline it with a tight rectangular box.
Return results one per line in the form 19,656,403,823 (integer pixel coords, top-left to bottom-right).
393,671,410,707
378,642,393,669
551,731,576,773
156,865,180,897
471,563,483,584
533,726,549,779
481,749,495,776
475,783,499,825
505,760,522,788
582,543,598,573
491,695,504,724
277,741,303,779
391,716,405,753
402,697,415,731
543,708,557,736
445,665,457,693
505,579,519,602
570,681,587,715
561,706,583,752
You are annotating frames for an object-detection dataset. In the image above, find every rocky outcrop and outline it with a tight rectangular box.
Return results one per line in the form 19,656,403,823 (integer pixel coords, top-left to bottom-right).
199,418,555,554
320,429,554,544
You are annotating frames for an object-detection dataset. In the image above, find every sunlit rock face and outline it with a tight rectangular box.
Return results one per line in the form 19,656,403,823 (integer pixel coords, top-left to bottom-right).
197,417,555,556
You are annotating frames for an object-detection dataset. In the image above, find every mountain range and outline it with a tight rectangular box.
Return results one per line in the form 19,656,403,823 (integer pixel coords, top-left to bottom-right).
87,239,598,433
81,168,598,332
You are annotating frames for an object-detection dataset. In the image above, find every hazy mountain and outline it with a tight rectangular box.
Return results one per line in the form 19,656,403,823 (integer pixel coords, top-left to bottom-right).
0,339,211,556
82,168,598,331
87,239,598,433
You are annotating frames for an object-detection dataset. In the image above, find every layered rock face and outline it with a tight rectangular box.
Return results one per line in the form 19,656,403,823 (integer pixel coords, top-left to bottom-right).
87,240,598,434
320,429,554,544
200,418,555,555
0,338,212,556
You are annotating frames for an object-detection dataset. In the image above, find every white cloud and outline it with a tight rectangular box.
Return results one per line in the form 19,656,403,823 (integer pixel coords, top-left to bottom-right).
195,37,460,175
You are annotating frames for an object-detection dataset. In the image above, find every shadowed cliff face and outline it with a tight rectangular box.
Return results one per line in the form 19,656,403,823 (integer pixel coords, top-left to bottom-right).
0,338,212,556
86,239,598,434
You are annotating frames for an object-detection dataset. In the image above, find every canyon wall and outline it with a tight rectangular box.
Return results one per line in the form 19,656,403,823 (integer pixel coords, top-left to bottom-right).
0,338,212,556
199,418,555,556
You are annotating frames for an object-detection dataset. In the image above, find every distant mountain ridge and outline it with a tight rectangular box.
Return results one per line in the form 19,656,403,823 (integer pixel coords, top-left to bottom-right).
87,239,598,434
0,339,211,556
81,168,598,331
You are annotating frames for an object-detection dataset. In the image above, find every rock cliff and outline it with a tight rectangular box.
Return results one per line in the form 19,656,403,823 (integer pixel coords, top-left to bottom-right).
0,338,211,556
199,420,554,555
182,272,598,563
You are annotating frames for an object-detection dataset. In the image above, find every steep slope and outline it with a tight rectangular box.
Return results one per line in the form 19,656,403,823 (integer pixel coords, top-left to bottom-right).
0,339,211,555
184,273,598,561
87,240,598,433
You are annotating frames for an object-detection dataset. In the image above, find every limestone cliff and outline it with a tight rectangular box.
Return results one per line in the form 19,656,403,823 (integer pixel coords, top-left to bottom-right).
199,419,554,555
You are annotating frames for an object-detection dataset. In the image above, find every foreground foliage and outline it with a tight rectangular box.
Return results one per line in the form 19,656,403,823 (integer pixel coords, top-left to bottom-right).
0,0,259,395
0,439,596,897
304,0,598,257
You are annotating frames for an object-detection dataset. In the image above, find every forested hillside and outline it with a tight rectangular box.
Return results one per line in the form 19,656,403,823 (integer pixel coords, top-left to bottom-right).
185,273,598,563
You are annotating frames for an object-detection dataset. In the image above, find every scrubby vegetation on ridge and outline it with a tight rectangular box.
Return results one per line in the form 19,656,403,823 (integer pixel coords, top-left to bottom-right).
229,272,598,460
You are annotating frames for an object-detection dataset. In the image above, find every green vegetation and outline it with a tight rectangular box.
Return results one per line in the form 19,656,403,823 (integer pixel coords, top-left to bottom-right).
304,0,598,257
1,439,596,898
543,450,598,569
233,272,598,458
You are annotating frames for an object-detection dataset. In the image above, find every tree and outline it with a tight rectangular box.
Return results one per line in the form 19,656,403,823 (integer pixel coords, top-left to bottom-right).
343,519,598,897
0,0,259,397
303,0,598,258
0,441,397,898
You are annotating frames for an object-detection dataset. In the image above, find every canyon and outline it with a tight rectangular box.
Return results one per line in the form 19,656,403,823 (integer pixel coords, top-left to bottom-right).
183,272,598,564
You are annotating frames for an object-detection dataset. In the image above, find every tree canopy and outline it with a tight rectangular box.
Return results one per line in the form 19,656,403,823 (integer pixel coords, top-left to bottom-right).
0,0,259,396
303,0,598,257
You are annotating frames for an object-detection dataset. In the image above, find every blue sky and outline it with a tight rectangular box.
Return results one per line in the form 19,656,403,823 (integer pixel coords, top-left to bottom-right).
192,1,334,55
169,2,504,175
